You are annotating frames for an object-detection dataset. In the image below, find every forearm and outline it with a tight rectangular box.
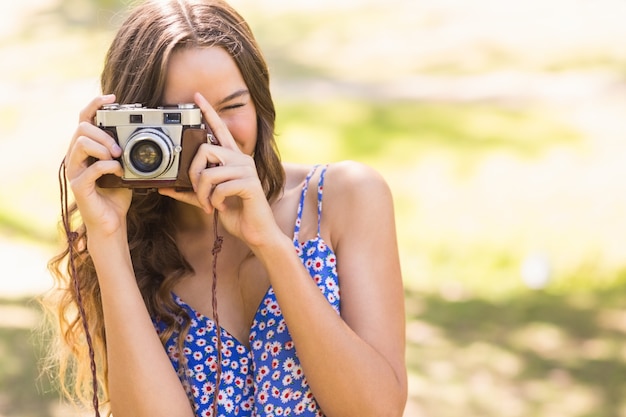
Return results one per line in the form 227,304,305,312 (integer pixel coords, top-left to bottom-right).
251,235,406,417
88,231,193,417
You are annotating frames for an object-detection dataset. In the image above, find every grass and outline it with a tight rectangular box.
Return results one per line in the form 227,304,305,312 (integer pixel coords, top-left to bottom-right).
0,299,59,417
405,287,626,417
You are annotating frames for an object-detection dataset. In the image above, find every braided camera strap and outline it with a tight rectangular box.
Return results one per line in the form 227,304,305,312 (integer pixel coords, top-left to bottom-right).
211,210,224,417
59,159,101,417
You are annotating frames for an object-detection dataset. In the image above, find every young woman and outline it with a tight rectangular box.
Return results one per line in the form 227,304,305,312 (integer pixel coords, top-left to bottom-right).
48,0,407,416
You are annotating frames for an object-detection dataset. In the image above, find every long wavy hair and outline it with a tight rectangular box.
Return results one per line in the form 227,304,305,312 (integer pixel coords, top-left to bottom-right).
45,0,284,412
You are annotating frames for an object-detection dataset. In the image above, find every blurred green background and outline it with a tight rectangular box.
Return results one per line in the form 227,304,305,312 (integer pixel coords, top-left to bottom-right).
1,0,626,416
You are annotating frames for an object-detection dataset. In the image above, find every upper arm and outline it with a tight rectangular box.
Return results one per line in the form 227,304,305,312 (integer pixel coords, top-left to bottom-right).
323,161,406,383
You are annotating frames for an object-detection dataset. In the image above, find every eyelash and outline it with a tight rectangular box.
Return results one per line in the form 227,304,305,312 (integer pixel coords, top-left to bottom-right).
223,103,245,111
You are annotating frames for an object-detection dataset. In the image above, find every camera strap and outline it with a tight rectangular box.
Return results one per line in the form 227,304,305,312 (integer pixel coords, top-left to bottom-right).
211,210,224,417
58,158,101,417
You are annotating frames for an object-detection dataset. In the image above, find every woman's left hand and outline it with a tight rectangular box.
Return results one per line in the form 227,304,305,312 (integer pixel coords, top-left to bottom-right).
158,92,280,247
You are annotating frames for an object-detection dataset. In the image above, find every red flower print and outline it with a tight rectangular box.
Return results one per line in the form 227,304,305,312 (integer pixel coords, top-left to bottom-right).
312,257,324,272
202,382,215,394
268,341,282,357
283,358,295,372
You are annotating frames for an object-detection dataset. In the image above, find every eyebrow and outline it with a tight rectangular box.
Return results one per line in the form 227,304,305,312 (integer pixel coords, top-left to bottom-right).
217,89,250,106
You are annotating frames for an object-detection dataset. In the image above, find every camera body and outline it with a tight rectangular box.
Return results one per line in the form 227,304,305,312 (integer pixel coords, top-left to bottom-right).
95,103,215,191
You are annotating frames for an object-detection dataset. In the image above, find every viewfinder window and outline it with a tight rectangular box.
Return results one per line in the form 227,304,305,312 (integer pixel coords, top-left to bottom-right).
164,112,182,124
130,114,143,124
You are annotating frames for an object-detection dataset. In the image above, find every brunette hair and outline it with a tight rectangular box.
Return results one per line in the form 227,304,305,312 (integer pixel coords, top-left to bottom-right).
45,0,284,412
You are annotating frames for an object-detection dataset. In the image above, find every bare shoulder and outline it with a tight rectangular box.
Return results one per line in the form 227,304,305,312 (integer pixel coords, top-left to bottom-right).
282,162,316,190
322,161,395,246
325,160,393,204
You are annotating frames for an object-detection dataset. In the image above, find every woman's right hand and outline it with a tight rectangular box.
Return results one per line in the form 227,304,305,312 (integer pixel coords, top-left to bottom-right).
64,94,132,237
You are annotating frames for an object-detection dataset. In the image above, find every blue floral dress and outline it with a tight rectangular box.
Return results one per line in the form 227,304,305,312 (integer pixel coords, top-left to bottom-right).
154,165,339,417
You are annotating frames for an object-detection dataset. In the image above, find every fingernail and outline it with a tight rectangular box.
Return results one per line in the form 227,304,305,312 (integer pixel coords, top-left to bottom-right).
112,144,122,155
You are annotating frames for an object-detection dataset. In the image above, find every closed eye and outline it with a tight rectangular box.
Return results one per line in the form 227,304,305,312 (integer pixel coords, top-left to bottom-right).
223,103,245,110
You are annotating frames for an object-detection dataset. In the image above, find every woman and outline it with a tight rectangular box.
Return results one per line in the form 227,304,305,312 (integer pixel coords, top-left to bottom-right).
48,0,407,416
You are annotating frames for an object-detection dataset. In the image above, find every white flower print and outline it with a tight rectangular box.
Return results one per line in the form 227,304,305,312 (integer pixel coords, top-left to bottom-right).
282,358,296,373
202,381,214,395
223,370,235,384
291,365,304,380
312,257,324,272
258,390,269,404
267,301,281,316
267,341,282,357
294,401,307,415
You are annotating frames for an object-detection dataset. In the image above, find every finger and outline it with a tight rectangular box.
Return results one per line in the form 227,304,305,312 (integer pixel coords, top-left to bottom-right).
194,92,240,151
68,98,121,161
210,178,255,212
70,160,123,193
193,165,254,214
158,188,209,212
194,167,229,214
66,136,114,173
188,145,256,194
79,94,116,124
79,122,123,158
66,126,122,176
188,143,225,193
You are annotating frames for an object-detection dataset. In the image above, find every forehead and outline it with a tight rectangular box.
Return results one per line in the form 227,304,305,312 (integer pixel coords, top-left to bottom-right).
162,46,247,105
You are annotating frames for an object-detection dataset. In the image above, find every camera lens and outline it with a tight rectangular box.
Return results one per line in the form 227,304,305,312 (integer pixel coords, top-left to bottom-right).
123,128,175,179
129,140,162,173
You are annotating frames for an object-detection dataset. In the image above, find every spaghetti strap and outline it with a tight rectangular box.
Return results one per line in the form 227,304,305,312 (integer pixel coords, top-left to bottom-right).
293,164,328,243
316,165,328,235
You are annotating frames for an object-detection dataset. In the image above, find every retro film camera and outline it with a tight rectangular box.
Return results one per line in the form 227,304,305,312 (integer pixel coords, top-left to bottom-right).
95,103,216,191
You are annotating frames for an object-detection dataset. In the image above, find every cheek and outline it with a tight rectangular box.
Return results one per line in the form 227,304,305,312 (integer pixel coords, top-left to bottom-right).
222,111,258,155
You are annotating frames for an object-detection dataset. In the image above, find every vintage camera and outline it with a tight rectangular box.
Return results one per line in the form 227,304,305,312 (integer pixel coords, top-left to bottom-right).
94,103,216,191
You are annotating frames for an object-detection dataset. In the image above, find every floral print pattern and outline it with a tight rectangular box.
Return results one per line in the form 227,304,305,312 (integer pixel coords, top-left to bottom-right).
154,165,338,416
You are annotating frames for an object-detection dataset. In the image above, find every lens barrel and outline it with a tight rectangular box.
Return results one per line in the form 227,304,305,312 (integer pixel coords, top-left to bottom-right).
123,128,175,178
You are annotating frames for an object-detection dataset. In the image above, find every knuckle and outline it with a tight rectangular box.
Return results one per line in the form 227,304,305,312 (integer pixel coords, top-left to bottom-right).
198,142,212,152
78,108,94,123
77,121,93,133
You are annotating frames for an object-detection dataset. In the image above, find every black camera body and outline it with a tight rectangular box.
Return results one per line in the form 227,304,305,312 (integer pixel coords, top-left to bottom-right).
95,103,215,191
